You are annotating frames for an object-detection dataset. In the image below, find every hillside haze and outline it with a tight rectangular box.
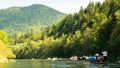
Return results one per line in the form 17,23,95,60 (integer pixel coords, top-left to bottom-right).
0,4,66,34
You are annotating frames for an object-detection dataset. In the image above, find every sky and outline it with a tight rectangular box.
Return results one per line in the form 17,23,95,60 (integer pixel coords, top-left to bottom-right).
0,0,104,14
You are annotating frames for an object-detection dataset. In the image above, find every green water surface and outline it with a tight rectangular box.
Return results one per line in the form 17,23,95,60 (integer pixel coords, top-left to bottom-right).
0,59,120,68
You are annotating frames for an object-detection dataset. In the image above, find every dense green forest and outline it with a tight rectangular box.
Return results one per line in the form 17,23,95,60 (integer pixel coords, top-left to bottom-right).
0,4,65,34
0,0,120,62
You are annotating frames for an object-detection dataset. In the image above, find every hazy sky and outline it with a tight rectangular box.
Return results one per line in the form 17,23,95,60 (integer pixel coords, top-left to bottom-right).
0,0,104,14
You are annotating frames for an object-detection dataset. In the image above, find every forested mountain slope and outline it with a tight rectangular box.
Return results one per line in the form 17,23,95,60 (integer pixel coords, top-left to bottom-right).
10,0,120,61
0,4,65,34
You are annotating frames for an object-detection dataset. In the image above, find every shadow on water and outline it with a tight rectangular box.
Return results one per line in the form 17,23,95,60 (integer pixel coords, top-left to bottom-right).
0,59,120,68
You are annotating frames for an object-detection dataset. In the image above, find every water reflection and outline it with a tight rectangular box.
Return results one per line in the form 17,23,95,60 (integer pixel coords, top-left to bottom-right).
86,63,106,68
0,59,120,68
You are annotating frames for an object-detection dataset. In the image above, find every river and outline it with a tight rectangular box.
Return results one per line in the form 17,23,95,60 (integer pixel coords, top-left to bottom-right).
0,59,120,68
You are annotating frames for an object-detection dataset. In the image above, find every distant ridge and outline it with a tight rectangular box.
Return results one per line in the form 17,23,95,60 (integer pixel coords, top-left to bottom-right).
0,4,66,34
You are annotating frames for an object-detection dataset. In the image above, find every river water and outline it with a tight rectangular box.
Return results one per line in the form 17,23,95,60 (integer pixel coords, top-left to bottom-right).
0,59,120,68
